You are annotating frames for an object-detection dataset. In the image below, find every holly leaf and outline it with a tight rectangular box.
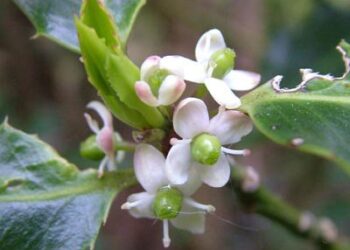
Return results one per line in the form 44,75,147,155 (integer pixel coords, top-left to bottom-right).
12,0,146,53
75,19,165,129
0,121,136,250
240,40,350,175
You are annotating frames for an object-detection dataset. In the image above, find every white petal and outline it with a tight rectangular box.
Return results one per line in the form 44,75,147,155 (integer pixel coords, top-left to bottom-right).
208,110,253,145
195,29,226,63
124,192,155,219
158,75,186,106
140,55,161,81
223,70,261,91
135,81,159,107
134,144,168,193
87,101,113,129
173,98,209,139
204,78,241,109
160,56,207,83
176,167,201,196
199,153,230,187
165,142,192,185
96,126,115,154
84,113,99,134
171,201,205,234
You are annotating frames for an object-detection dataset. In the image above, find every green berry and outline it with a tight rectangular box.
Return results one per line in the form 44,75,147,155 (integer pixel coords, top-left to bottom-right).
152,186,183,220
80,135,105,160
191,133,221,165
210,48,236,79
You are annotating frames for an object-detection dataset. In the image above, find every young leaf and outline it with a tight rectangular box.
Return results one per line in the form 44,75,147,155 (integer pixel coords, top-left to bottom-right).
81,0,121,52
12,0,146,53
76,19,150,129
240,41,350,175
0,121,136,250
76,19,165,129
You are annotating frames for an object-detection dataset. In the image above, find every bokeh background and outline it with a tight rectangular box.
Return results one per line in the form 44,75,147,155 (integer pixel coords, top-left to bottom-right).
1,0,350,249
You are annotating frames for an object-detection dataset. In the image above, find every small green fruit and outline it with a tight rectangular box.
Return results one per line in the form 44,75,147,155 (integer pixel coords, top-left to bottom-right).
210,48,236,79
191,133,221,165
80,135,105,161
152,186,183,220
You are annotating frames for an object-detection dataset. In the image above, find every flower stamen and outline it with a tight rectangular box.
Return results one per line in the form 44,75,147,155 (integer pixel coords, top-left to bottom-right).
121,200,142,210
222,147,250,156
163,219,171,248
184,198,216,213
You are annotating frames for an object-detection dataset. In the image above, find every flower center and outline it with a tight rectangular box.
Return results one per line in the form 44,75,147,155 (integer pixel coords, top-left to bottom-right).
152,186,183,220
191,133,221,165
209,48,236,79
147,69,169,96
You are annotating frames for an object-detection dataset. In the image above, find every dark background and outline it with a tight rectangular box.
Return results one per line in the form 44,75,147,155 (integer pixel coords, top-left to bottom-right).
1,0,350,249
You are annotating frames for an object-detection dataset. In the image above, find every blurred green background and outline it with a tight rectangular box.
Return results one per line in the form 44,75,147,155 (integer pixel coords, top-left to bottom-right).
1,0,350,249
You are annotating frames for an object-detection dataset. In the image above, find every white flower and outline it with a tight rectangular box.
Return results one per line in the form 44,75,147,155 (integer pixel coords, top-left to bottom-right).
84,101,123,177
166,98,252,188
121,144,215,248
160,29,261,109
135,56,186,107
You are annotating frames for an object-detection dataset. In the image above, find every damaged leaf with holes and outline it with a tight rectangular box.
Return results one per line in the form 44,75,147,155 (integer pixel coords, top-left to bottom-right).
0,122,136,250
240,40,350,175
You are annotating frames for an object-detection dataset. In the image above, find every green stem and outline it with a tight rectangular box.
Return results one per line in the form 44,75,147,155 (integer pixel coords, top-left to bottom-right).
231,165,350,250
115,141,136,152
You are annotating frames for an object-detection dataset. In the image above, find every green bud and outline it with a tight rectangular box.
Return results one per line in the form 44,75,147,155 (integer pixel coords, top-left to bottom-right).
191,133,221,165
147,69,169,96
152,186,183,220
80,135,105,161
210,48,236,79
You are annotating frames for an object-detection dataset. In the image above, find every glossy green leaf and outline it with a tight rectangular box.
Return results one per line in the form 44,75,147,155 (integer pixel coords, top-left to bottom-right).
240,41,350,175
0,121,136,249
12,0,146,53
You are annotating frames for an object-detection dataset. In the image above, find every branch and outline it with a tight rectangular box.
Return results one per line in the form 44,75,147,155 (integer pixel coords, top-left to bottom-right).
231,165,350,250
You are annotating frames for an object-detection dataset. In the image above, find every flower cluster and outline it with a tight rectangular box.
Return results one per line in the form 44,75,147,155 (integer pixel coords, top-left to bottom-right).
135,29,260,109
84,29,259,248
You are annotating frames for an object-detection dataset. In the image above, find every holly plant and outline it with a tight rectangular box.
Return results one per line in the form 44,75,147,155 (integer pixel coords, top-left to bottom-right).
2,0,350,249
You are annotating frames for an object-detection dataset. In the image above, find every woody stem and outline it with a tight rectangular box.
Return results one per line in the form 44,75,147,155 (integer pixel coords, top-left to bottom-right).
230,165,350,250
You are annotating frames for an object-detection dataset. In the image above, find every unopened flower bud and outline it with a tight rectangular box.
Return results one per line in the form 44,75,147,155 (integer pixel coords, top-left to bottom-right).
210,48,236,79
80,134,105,160
136,56,186,107
153,186,183,220
140,56,161,80
191,133,221,165
147,69,170,95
